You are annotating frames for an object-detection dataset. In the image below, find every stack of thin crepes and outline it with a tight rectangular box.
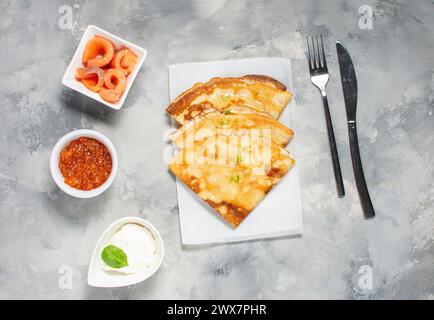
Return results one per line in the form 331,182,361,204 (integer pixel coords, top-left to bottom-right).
166,75,295,227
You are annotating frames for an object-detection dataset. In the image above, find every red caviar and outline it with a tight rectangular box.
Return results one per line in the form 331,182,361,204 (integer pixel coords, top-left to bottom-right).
59,137,112,191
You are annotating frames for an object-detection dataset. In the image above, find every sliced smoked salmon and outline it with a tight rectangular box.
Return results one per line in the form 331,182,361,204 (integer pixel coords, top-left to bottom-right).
99,68,127,102
76,67,104,92
76,36,139,104
82,36,115,68
110,48,138,75
99,87,121,102
104,68,127,90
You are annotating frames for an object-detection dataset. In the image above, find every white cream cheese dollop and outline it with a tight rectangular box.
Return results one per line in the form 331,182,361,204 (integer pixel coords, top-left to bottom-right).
102,223,157,274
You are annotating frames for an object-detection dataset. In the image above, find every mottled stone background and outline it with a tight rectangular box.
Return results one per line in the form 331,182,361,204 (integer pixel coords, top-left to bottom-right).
0,0,433,299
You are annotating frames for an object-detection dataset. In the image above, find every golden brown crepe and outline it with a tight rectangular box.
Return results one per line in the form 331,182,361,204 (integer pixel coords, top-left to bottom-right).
166,75,293,125
169,136,295,227
170,113,294,148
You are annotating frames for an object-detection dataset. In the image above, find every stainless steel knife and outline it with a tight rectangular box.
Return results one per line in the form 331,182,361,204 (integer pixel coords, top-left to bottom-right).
336,41,376,219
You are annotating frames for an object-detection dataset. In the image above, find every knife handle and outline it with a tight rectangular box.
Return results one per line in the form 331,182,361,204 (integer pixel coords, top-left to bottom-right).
322,93,345,198
348,122,376,219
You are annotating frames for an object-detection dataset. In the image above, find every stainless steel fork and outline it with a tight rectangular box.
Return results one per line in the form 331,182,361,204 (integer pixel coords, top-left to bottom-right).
307,35,345,197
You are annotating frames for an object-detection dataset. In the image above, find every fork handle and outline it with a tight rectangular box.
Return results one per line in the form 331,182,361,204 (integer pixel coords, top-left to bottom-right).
348,122,376,219
321,92,345,198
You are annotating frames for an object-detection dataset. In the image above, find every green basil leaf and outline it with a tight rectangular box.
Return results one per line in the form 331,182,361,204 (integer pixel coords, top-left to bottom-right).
101,245,129,268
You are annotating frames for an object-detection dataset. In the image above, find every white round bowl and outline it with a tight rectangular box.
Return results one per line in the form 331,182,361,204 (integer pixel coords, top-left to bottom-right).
50,129,118,198
87,217,165,288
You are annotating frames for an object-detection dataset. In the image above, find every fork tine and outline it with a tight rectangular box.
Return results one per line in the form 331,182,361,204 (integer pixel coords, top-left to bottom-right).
319,35,327,68
311,37,316,70
315,35,321,68
307,35,328,71
313,36,320,69
307,37,313,71
309,36,318,69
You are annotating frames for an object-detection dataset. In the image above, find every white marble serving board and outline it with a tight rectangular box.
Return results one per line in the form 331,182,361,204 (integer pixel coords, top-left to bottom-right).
168,58,303,245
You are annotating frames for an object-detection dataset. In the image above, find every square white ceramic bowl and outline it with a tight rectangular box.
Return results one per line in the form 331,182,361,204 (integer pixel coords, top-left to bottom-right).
62,25,147,110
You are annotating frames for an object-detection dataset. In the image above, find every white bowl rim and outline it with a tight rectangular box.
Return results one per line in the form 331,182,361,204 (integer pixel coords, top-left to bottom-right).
87,216,165,288
50,129,118,198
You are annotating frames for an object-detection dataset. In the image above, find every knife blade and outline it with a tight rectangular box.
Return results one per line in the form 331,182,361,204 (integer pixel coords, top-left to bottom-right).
336,42,358,123
336,41,376,219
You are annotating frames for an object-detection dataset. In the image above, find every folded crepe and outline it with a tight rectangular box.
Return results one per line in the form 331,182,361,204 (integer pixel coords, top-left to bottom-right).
170,112,294,148
169,135,295,227
166,75,293,125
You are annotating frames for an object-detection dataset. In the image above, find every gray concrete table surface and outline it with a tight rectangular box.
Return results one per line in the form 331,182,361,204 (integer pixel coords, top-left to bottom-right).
0,0,433,299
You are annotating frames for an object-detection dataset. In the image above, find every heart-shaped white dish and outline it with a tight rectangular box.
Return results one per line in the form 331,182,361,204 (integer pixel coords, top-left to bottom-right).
87,217,164,288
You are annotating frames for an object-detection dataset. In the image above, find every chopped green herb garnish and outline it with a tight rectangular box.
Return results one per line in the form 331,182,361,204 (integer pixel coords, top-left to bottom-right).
230,174,240,183
224,109,233,115
218,118,231,128
221,94,231,101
